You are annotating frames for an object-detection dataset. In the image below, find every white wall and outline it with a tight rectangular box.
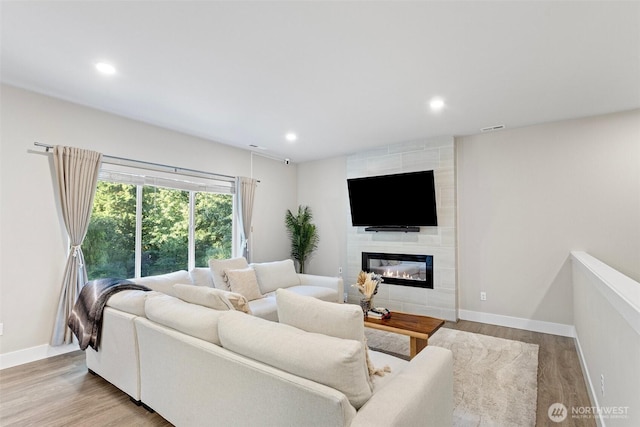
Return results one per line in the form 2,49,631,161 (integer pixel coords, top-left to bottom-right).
0,84,296,356
249,153,298,264
457,110,640,328
296,156,347,278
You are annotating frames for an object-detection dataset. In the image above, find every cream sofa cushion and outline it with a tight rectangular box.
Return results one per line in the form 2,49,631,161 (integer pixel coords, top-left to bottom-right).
106,289,160,316
252,259,300,294
172,283,251,313
189,267,214,287
247,296,279,322
132,270,191,296
277,288,380,386
276,288,364,341
285,285,338,302
366,350,408,391
209,257,249,291
145,294,226,345
218,311,372,409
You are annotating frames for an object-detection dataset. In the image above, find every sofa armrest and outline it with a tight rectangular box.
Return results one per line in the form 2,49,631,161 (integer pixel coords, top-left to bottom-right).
351,346,453,427
298,274,344,303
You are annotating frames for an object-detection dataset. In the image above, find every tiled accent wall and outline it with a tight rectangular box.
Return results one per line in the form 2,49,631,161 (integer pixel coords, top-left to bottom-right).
346,136,457,321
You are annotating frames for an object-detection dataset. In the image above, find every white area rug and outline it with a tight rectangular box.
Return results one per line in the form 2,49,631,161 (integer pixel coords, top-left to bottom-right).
365,327,539,427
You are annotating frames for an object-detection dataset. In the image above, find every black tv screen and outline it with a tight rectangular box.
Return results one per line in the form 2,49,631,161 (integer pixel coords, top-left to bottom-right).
347,170,438,227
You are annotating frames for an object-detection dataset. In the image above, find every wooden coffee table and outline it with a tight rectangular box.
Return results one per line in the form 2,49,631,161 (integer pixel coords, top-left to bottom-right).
364,311,445,359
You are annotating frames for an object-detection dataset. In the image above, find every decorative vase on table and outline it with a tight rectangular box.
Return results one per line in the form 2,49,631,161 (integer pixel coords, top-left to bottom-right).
353,271,383,317
360,297,373,317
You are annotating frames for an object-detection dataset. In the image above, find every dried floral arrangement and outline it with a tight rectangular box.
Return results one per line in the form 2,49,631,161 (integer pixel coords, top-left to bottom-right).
352,271,384,300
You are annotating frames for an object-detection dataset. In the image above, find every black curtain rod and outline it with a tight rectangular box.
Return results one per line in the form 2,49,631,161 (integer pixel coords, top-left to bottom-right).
33,141,245,183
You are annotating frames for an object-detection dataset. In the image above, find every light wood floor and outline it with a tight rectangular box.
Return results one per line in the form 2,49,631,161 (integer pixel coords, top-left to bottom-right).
0,320,595,427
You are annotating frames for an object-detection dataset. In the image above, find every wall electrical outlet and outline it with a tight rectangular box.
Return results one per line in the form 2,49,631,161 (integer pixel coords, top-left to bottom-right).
338,266,342,274
480,292,487,301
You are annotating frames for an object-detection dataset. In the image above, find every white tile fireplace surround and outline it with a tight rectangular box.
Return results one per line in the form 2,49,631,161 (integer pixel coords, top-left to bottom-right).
346,137,457,321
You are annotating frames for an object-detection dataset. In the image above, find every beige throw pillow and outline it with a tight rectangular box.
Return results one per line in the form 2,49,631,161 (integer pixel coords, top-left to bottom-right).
172,283,251,314
224,268,263,301
209,257,249,291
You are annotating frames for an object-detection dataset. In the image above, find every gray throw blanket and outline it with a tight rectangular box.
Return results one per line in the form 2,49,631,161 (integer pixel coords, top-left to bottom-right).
68,278,150,351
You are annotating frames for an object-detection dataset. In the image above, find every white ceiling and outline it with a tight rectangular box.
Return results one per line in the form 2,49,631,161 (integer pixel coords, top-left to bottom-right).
2,1,639,163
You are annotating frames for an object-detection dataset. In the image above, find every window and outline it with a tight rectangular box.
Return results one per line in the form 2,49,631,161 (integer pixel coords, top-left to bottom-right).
141,186,189,276
85,182,137,279
85,170,234,281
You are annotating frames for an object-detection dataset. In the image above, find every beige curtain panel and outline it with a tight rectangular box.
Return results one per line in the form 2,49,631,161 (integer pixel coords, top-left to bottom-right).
50,145,103,346
236,177,257,262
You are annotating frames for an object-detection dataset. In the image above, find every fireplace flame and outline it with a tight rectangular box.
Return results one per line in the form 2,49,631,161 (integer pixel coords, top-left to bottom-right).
383,269,421,281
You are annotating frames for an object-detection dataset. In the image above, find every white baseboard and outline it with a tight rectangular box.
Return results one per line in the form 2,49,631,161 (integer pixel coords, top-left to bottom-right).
0,343,79,370
458,309,576,337
573,334,605,427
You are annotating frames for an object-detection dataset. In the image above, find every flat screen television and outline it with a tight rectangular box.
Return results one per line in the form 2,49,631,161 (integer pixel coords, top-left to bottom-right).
347,170,438,230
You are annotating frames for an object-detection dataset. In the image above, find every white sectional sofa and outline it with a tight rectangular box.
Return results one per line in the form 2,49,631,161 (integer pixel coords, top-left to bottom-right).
87,259,343,401
85,258,454,426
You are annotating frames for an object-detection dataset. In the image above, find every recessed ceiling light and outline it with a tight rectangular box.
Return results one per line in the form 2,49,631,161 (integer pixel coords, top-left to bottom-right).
429,97,445,111
285,132,297,142
95,62,116,75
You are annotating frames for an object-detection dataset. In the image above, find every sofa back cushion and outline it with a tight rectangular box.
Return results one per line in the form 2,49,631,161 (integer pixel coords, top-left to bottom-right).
173,283,251,314
106,289,160,316
209,257,249,291
276,288,364,341
189,267,214,287
218,311,372,409
132,270,191,296
277,288,379,387
252,259,300,294
145,294,226,345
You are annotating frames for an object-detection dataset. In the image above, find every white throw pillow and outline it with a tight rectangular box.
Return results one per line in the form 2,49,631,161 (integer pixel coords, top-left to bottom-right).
252,259,300,294
224,268,263,301
209,257,249,291
218,311,372,409
172,283,251,313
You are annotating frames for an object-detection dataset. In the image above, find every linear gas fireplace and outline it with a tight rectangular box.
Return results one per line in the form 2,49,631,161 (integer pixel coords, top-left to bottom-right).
362,252,433,289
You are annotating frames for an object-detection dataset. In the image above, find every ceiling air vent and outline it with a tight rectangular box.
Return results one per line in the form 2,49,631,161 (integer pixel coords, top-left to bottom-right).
480,124,505,132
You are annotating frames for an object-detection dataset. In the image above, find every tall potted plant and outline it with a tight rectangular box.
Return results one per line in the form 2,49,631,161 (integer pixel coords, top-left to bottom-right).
284,205,319,274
